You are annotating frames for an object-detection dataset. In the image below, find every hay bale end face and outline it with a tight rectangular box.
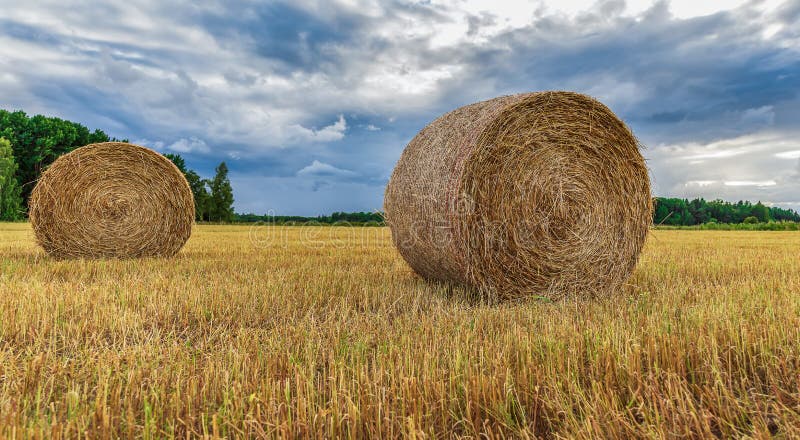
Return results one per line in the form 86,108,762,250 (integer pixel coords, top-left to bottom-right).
29,142,195,258
384,91,652,300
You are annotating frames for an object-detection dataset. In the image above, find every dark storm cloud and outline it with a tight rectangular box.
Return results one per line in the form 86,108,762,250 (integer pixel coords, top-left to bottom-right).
249,4,363,71
0,19,62,46
1,0,799,214
421,2,800,145
196,3,358,73
195,0,451,76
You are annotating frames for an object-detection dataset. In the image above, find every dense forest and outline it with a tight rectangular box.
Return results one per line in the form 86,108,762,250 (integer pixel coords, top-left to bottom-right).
0,109,116,213
235,211,384,225
0,109,234,222
654,197,800,225
237,198,800,226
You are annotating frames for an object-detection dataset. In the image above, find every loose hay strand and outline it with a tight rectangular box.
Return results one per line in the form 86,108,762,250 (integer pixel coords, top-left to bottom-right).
29,142,195,259
384,91,652,301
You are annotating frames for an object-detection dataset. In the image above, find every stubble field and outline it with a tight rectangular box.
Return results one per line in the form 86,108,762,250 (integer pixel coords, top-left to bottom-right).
0,223,798,438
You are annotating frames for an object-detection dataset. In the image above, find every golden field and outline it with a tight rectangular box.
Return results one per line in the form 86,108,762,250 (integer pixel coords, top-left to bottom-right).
0,223,798,438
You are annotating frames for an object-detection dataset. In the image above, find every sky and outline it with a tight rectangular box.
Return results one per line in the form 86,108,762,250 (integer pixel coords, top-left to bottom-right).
0,0,798,215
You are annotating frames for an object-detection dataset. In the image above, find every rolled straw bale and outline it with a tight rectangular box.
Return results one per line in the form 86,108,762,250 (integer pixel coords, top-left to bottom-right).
29,142,194,258
384,91,651,300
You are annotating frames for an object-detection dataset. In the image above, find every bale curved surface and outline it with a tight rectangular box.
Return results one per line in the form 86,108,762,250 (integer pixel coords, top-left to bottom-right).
384,91,652,300
29,142,194,258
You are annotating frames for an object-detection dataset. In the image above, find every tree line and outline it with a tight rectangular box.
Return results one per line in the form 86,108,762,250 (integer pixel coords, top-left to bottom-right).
237,199,800,227
234,211,384,225
0,109,234,221
3,109,800,226
653,197,800,226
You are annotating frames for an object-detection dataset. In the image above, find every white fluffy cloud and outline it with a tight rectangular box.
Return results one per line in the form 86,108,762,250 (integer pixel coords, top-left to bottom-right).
297,160,356,177
289,115,347,144
168,137,210,154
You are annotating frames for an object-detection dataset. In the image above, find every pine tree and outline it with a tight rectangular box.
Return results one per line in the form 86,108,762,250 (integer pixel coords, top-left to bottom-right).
187,171,211,221
165,153,211,221
0,138,23,221
209,162,234,222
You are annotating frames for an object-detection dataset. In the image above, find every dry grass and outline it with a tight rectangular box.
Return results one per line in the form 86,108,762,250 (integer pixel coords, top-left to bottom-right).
0,223,798,438
384,92,651,301
29,142,194,259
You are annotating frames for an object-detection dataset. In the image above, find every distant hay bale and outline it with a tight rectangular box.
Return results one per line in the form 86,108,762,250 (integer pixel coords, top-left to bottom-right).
29,142,194,258
384,91,652,301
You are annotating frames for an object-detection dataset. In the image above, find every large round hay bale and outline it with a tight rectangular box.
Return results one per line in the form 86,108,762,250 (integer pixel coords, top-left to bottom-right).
384,91,652,300
29,142,194,258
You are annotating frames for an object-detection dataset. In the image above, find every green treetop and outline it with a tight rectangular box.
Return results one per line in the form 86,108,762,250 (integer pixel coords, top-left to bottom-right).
0,137,23,221
210,162,234,222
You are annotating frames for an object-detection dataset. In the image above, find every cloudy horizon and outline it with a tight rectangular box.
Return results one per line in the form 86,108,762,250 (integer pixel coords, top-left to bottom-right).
1,0,798,215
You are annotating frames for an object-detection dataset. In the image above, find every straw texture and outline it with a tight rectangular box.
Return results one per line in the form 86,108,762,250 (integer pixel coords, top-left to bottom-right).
384,91,651,300
29,142,194,258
